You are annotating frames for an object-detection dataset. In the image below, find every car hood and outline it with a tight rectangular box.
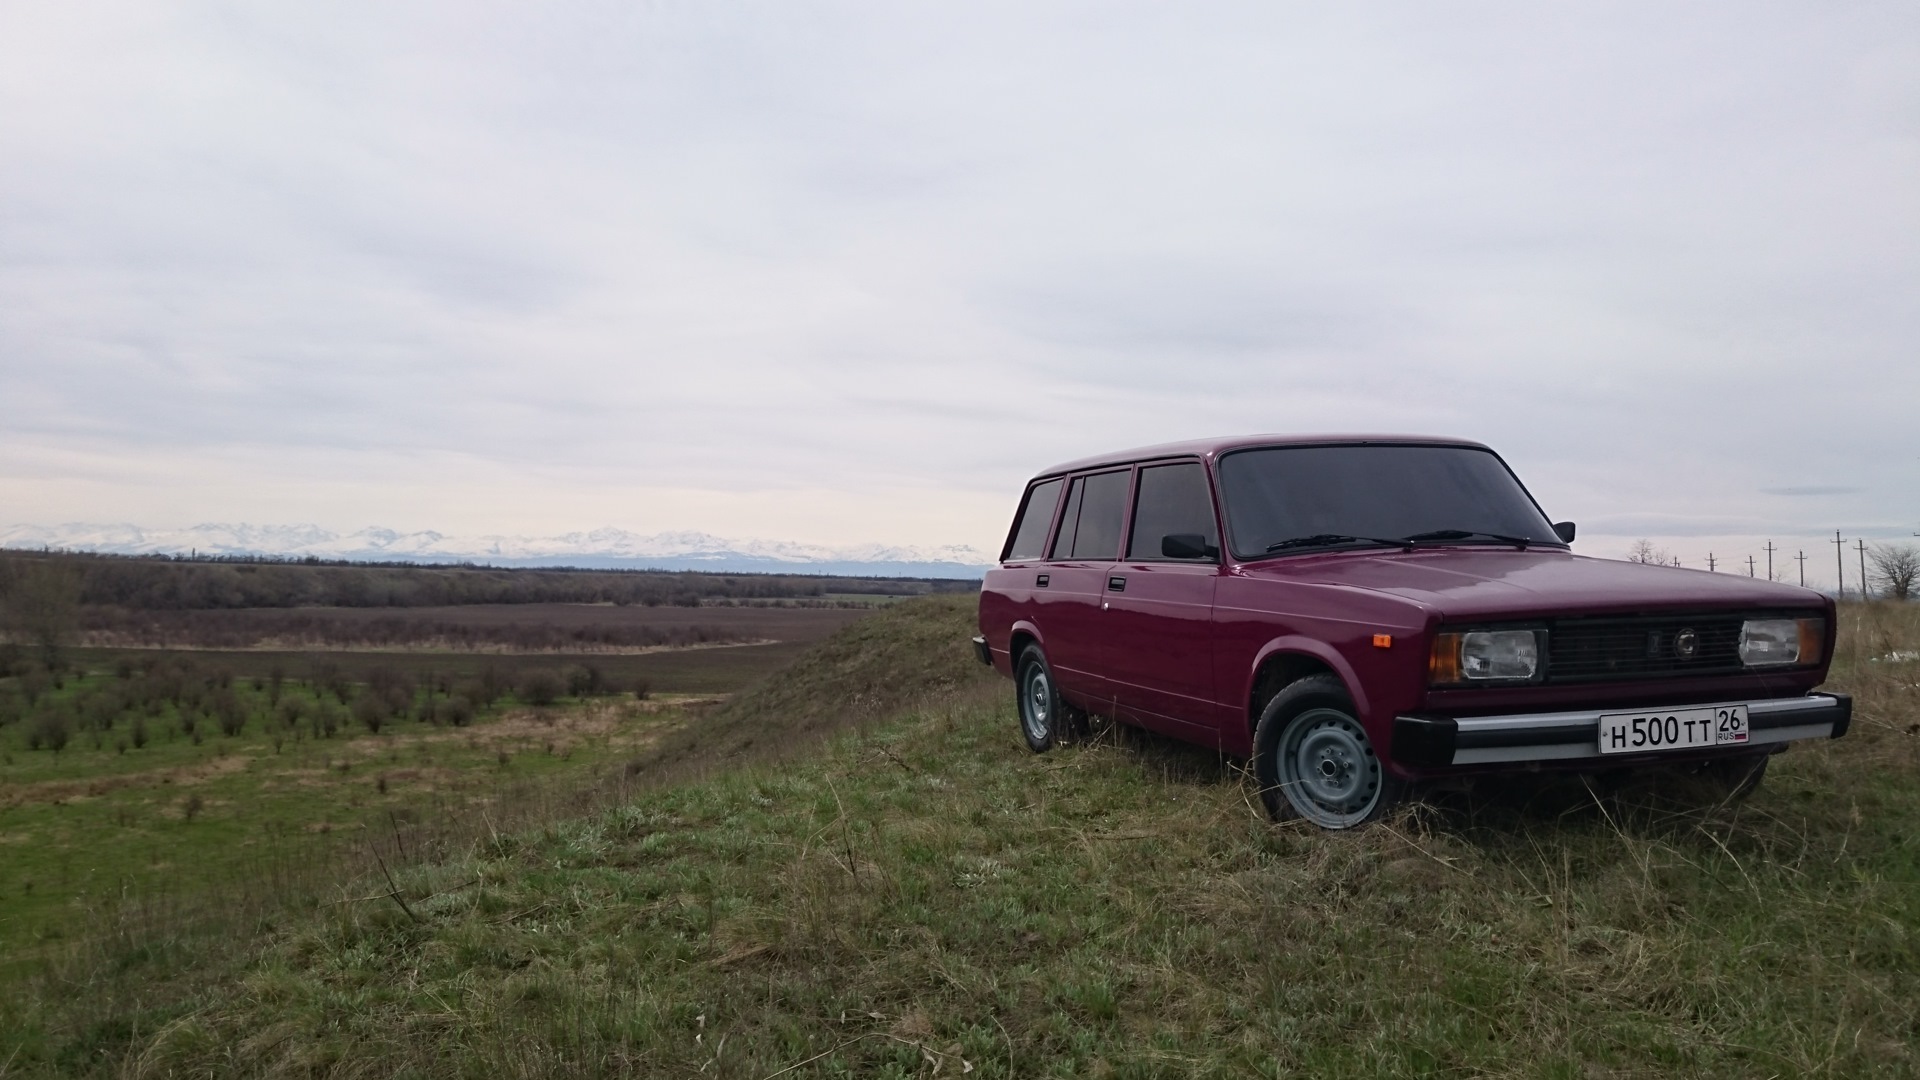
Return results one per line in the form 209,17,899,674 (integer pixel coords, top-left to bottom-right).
1236,548,1829,619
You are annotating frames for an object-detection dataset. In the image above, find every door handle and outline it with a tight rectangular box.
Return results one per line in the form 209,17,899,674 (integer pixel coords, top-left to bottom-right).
1107,576,1126,592
1036,574,1049,588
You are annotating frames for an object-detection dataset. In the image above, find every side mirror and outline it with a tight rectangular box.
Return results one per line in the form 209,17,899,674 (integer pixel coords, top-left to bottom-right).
1161,533,1219,560
1553,521,1577,544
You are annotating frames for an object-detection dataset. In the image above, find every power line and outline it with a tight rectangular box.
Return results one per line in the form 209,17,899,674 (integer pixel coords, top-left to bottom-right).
1747,554,1757,578
1795,550,1807,588
1858,538,1870,602
1833,530,1847,599
1764,540,1777,582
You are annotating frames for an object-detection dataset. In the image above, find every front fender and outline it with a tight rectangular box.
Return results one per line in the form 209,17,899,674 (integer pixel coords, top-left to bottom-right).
1245,636,1374,729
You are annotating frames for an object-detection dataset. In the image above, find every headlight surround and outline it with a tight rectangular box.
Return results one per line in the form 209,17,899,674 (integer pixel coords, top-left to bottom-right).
1430,629,1543,684
1740,617,1825,667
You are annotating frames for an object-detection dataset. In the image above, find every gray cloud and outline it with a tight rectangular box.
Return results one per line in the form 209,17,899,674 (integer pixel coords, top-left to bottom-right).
1,2,1916,550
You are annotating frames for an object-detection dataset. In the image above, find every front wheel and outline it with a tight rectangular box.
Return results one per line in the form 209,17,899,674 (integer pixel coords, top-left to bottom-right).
1015,646,1063,753
1253,675,1404,828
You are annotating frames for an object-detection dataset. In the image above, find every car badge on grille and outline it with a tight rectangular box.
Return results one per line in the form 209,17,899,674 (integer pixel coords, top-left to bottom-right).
1674,628,1699,659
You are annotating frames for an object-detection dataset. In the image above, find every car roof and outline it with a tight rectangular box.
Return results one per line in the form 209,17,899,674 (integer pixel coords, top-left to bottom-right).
1032,433,1493,478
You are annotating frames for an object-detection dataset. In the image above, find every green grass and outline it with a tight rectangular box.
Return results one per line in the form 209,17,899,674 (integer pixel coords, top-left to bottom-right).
1,598,1917,1077
0,671,697,959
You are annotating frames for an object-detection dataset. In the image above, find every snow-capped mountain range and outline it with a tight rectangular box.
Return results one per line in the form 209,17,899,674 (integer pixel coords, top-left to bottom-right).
0,523,994,578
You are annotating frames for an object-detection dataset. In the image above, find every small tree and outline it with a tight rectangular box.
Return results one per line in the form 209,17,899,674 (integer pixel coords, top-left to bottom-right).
519,670,561,707
1626,539,1673,566
1869,543,1919,601
353,694,388,734
437,695,475,727
210,688,247,737
27,711,69,755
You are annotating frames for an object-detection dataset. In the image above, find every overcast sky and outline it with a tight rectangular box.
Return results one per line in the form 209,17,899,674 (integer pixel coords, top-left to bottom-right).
2,2,1915,577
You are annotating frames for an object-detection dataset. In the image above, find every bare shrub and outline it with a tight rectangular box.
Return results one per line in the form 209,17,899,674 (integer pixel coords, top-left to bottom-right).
131,714,149,749
567,664,607,698
27,710,70,754
519,670,562,707
366,666,415,714
437,695,475,727
353,694,389,734
477,665,510,707
1869,543,1919,601
19,668,49,706
1627,539,1675,566
210,688,247,737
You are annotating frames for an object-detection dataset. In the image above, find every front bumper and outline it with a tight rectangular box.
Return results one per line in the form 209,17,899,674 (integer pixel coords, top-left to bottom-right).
1392,692,1851,769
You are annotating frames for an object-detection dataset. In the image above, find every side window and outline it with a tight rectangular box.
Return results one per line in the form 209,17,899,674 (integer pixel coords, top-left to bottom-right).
1127,462,1219,560
1004,478,1063,561
1063,470,1130,560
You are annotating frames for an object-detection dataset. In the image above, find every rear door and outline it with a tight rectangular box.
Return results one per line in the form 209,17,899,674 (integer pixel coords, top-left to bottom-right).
1101,460,1222,740
1036,468,1131,707
980,476,1066,671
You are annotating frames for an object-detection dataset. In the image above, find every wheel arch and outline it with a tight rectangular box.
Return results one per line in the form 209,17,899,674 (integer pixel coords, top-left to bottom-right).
1007,622,1043,669
1245,638,1370,738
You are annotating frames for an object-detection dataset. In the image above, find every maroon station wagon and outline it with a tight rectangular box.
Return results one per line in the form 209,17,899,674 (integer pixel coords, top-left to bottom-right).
972,435,1851,829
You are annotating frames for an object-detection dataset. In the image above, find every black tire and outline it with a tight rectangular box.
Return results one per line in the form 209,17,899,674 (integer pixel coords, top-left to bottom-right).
1015,645,1064,753
1252,674,1404,828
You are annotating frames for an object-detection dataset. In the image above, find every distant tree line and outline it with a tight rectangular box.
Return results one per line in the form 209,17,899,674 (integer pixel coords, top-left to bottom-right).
0,551,974,612
71,607,758,652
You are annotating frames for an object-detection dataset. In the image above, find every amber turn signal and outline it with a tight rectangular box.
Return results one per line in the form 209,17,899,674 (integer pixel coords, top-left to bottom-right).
1796,617,1825,667
1429,633,1462,684
1372,634,1393,649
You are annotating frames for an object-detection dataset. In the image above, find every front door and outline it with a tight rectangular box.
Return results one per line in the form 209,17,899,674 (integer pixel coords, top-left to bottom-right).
1035,468,1131,710
1099,460,1222,740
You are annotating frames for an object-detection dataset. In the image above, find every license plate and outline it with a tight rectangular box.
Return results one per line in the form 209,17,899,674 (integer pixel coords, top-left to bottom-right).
1598,705,1749,755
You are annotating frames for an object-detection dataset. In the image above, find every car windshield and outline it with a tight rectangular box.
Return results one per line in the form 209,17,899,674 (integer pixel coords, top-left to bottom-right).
1216,445,1562,560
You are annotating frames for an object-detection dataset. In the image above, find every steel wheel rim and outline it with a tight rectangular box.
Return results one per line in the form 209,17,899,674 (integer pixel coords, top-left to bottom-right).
1021,666,1052,742
1280,707,1382,828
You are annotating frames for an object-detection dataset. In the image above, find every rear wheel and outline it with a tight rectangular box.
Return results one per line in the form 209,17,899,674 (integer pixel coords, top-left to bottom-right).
1253,675,1404,828
1015,645,1063,753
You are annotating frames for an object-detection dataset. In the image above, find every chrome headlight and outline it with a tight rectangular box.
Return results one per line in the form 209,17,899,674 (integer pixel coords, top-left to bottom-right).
1740,617,1824,667
1461,630,1541,680
1432,629,1543,683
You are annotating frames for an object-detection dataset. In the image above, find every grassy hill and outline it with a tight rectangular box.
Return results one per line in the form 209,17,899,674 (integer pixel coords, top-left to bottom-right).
2,596,1917,1077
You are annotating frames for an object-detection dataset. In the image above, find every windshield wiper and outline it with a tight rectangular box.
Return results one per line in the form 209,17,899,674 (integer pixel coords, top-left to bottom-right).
1264,533,1407,553
1400,529,1535,549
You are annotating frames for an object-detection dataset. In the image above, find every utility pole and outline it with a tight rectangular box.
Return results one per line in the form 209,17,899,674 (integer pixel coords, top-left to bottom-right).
1764,541,1776,582
1707,552,1717,572
1858,538,1871,602
1747,555,1756,578
1795,550,1807,587
1833,530,1847,599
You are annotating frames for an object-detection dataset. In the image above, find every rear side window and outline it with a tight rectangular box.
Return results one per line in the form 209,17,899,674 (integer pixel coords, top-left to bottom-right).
1004,478,1063,561
1127,462,1218,560
1050,470,1131,560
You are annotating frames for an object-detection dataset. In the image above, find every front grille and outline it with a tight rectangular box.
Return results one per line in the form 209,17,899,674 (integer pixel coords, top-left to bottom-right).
1547,614,1748,683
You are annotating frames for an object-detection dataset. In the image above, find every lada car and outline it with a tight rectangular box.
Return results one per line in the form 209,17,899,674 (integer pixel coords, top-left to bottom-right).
972,436,1849,829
